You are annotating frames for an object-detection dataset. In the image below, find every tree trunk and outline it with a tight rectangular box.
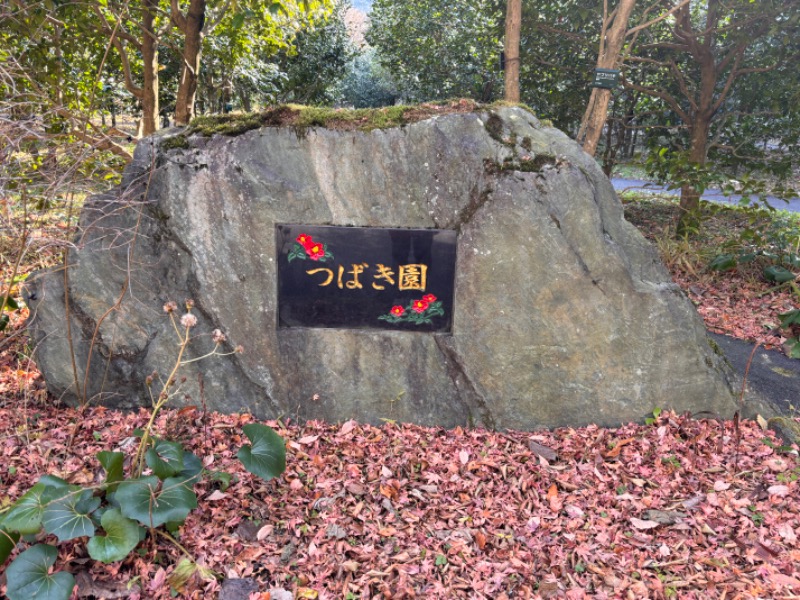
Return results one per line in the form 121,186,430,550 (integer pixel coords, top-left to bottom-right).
503,0,522,103
676,115,711,235
140,0,159,136
579,88,613,156
175,0,205,126
578,0,637,156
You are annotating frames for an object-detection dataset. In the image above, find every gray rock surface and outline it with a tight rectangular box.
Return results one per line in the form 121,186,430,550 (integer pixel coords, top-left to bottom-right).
27,107,745,429
218,578,258,600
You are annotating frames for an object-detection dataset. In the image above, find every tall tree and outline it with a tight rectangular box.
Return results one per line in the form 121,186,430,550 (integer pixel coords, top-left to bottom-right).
94,0,168,136
171,0,205,126
576,0,637,155
624,0,800,233
170,0,332,125
503,0,521,102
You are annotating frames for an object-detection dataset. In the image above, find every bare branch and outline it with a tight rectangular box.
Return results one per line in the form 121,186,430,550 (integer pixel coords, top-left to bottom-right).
623,77,690,124
668,58,697,114
711,52,743,115
627,0,690,37
109,35,144,99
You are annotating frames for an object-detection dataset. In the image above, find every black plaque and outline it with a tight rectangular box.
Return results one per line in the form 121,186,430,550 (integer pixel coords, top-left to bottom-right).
592,68,620,89
276,224,457,332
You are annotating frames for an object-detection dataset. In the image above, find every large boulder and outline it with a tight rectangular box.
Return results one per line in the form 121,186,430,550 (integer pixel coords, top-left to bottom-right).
27,105,743,429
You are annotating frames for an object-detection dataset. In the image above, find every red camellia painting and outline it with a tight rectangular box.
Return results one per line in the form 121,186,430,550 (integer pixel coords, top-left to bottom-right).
412,299,429,313
379,294,445,325
288,234,333,263
307,243,325,260
296,233,314,248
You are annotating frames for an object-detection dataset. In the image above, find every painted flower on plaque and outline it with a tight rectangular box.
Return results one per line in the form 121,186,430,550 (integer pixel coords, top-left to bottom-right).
379,294,444,325
411,299,429,313
288,234,334,262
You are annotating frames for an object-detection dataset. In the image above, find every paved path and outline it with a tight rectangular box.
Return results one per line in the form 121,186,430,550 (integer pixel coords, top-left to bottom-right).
709,333,799,418
611,177,800,213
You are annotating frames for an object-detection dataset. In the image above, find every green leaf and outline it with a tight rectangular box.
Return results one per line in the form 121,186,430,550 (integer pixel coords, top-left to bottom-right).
708,254,737,271
231,12,245,29
269,2,287,15
738,252,759,263
779,309,800,327
3,477,70,535
0,525,20,565
97,451,125,489
87,508,143,563
237,423,286,481
5,544,75,600
208,470,233,491
2,296,19,311
42,489,100,542
116,476,198,527
764,265,795,283
177,451,203,487
145,440,185,479
167,557,199,592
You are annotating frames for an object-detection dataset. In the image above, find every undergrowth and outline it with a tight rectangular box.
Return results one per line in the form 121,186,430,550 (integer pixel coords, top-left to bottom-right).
622,193,800,353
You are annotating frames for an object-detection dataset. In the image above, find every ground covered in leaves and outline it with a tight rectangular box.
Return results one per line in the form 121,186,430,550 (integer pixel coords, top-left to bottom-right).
1,395,799,599
1,195,799,599
622,197,800,353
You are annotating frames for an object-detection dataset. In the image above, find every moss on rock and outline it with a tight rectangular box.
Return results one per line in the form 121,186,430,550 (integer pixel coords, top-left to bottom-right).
184,100,538,138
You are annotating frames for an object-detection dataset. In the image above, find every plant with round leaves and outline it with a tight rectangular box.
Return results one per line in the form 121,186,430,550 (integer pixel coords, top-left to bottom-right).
5,544,75,600
238,422,287,480
0,302,287,599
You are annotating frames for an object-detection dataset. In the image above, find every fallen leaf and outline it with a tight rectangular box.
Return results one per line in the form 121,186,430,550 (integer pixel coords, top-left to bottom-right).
643,510,686,525
149,568,167,591
475,530,487,550
206,490,228,501
605,437,636,458
528,440,558,461
565,505,585,518
298,435,319,445
342,560,359,573
346,482,366,496
380,483,398,500
767,484,790,497
778,523,798,544
765,457,789,472
771,573,800,587
340,420,357,435
630,518,660,530
256,524,274,541
546,483,558,500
